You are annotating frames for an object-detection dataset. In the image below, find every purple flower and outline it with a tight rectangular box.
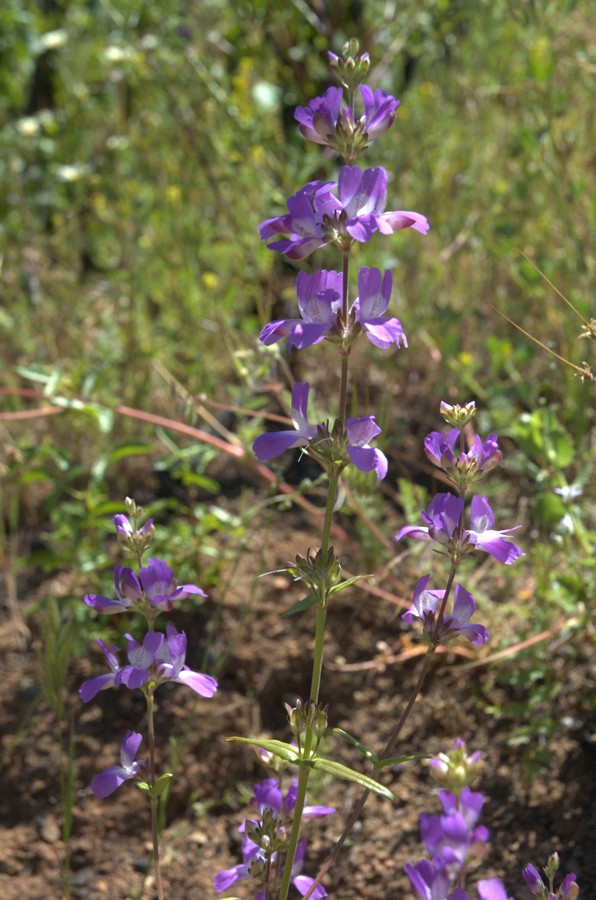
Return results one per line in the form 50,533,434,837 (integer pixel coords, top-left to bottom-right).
396,492,464,547
252,382,322,462
420,787,489,879
294,86,344,145
402,575,488,646
259,166,428,259
523,864,547,896
405,860,469,900
478,879,513,900
259,269,343,350
214,779,333,899
466,496,524,565
113,513,154,540
352,266,407,349
259,179,335,260
253,383,387,478
155,624,218,697
425,429,502,480
359,85,400,140
346,416,388,479
294,85,400,154
90,730,147,798
79,626,217,701
396,493,524,565
259,266,406,355
84,558,207,615
255,778,335,821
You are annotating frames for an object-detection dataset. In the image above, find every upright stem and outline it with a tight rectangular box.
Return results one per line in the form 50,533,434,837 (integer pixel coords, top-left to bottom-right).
278,470,340,900
147,692,165,900
281,251,352,900
338,252,351,432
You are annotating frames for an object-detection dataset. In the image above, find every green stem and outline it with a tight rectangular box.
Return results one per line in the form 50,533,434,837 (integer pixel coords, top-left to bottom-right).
147,692,165,900
281,251,352,900
301,648,436,900
338,252,351,431
278,469,340,900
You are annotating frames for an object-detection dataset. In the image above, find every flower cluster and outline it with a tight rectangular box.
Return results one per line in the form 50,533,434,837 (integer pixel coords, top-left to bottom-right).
80,502,217,800
260,266,406,352
396,417,524,648
295,84,400,162
397,492,524,567
214,778,335,899
406,741,512,900
84,557,206,617
79,625,217,704
260,166,428,260
523,854,579,900
253,381,388,480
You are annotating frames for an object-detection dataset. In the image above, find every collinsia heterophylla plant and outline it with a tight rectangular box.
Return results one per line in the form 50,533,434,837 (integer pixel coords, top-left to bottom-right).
79,39,581,900
245,38,528,900
214,777,334,899
79,499,217,899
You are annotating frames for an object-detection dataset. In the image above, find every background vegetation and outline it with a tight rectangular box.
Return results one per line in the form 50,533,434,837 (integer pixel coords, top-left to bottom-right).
0,0,594,837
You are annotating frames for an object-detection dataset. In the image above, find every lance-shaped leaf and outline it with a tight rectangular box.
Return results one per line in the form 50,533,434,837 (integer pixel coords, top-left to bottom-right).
225,737,300,764
281,593,320,618
310,757,393,799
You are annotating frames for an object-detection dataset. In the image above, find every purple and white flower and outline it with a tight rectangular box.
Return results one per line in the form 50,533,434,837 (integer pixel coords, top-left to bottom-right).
259,166,428,259
253,383,388,479
90,730,147,798
84,558,206,615
402,575,488,646
259,266,406,354
79,626,217,702
396,493,524,565
352,266,407,349
260,269,343,350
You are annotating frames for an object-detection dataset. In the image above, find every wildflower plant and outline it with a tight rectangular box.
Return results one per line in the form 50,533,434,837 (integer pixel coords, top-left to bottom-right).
217,37,531,900
203,35,549,900
79,498,217,900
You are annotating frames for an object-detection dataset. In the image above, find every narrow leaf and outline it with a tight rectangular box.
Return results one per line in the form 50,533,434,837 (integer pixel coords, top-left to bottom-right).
311,757,393,799
226,737,299,764
332,727,379,764
375,753,432,771
281,593,319,618
328,574,372,595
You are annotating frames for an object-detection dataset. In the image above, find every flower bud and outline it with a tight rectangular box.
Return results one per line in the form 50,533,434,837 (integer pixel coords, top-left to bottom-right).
440,400,477,427
523,863,546,896
429,738,483,791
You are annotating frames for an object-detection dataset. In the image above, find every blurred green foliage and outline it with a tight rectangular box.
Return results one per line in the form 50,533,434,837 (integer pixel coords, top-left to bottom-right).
0,2,593,698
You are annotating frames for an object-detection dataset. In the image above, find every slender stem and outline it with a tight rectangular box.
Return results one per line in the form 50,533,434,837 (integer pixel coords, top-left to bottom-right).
282,252,352,900
301,648,436,900
338,252,351,432
278,468,340,900
147,692,165,900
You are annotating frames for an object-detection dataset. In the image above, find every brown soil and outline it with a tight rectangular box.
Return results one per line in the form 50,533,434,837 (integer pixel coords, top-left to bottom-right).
0,493,594,900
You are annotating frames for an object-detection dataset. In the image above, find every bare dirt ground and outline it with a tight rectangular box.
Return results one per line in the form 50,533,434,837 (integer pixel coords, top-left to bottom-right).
0,471,594,900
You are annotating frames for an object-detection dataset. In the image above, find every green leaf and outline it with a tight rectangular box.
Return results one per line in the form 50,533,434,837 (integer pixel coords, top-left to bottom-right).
225,737,299,763
375,753,432,771
311,758,393,799
328,574,371,596
332,727,379,764
281,593,319,618
137,773,173,797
